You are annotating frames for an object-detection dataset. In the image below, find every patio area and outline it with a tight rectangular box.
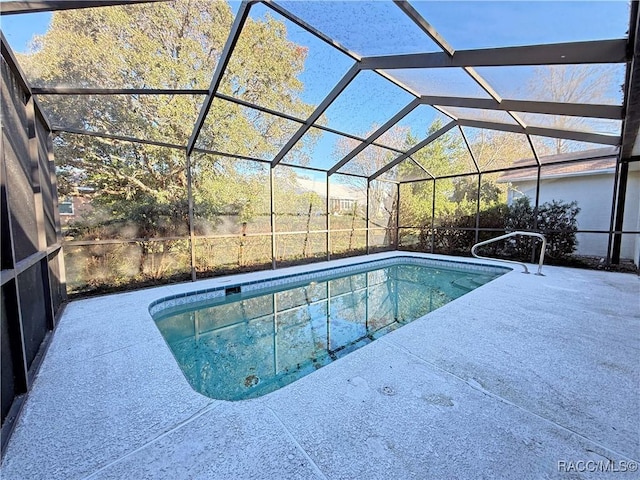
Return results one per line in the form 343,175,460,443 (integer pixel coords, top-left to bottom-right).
2,252,638,479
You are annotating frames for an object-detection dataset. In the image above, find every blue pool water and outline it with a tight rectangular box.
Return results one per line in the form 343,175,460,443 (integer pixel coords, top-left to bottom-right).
152,260,506,400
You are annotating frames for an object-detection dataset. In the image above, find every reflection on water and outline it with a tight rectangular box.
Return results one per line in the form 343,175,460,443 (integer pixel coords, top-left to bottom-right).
155,263,501,400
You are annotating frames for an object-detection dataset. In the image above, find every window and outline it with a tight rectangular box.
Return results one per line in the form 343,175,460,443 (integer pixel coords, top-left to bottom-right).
59,197,74,216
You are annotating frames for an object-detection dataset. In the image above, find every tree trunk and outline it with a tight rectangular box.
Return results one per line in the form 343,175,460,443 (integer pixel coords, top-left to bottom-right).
302,201,313,257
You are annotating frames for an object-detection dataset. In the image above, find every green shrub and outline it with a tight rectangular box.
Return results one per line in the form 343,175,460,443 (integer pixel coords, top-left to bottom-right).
502,197,536,260
416,197,580,261
537,199,580,259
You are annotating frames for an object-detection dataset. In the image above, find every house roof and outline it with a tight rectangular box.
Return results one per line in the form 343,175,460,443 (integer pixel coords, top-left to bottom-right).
498,147,618,183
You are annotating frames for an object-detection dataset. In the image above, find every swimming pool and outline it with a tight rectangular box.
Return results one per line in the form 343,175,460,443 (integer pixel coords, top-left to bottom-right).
150,257,508,400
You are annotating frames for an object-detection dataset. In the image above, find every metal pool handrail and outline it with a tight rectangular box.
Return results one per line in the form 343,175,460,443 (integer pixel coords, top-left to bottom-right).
471,231,547,275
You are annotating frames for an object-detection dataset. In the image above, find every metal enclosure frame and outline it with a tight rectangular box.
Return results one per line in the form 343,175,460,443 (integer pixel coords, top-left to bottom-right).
1,0,640,450
1,32,66,453
0,0,634,270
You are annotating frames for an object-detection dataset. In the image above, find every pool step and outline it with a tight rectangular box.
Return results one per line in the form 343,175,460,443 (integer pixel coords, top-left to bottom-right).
451,276,491,291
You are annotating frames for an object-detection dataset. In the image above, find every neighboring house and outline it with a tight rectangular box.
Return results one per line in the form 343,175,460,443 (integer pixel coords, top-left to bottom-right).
499,147,640,265
58,187,95,228
296,177,367,215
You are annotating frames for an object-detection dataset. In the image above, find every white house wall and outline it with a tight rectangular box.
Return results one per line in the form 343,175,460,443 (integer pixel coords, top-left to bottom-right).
622,170,640,266
507,171,640,263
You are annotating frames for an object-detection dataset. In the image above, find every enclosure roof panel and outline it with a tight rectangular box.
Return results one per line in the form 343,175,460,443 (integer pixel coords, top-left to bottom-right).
408,1,630,50
315,70,415,138
473,64,627,107
37,93,204,145
4,0,634,178
516,112,623,137
442,107,518,125
273,0,444,57
383,67,493,99
218,2,355,118
281,127,356,171
378,158,433,182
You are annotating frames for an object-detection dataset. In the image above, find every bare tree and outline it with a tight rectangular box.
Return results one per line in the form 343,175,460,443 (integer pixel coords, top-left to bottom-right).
464,128,534,171
526,65,619,154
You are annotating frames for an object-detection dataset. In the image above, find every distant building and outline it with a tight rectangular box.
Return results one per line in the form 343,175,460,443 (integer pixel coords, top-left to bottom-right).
295,177,367,215
499,147,640,264
58,187,95,227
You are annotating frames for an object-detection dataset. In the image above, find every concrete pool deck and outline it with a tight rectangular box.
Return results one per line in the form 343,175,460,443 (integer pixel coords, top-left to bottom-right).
1,252,638,479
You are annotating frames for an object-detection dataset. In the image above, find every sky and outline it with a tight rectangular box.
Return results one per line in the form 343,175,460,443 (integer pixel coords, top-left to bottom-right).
1,11,51,52
0,1,243,52
0,0,630,172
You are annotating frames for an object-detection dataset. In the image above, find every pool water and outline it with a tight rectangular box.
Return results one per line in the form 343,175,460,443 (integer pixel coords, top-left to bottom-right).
153,262,503,400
